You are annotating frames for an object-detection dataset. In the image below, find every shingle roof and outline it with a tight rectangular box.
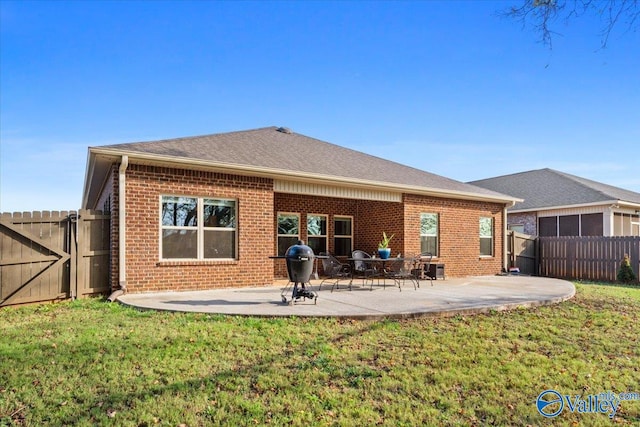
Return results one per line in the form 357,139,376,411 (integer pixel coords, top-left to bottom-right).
470,168,640,211
93,126,512,201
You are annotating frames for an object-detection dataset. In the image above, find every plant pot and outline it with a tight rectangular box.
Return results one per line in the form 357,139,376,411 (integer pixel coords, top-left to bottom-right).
378,248,391,259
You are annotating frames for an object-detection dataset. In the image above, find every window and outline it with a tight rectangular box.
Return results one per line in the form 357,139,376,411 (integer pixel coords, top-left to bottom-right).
307,214,327,255
420,213,438,256
161,196,236,260
479,217,493,256
508,224,525,233
277,213,299,255
333,216,353,256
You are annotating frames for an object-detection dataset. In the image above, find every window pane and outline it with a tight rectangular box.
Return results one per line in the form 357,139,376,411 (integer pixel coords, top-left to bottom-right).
307,215,327,236
278,236,299,256
480,238,492,256
278,214,299,235
420,213,437,236
162,229,197,259
334,237,352,257
480,217,493,256
308,236,327,254
420,236,437,255
162,196,197,227
559,215,579,236
334,217,351,236
479,217,493,237
539,217,557,237
581,213,603,236
204,230,235,258
203,199,236,228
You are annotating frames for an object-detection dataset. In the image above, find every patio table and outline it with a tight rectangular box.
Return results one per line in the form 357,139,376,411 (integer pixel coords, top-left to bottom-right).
346,256,417,289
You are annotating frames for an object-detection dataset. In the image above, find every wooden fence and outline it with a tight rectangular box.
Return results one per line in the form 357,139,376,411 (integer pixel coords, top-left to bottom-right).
507,231,538,276
0,210,110,307
539,236,640,282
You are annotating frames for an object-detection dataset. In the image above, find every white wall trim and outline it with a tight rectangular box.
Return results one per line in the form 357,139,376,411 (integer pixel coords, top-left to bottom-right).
274,180,402,202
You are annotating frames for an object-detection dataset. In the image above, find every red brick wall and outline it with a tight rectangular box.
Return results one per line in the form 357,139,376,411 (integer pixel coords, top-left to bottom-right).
112,164,274,293
101,163,506,291
403,194,505,277
273,193,505,278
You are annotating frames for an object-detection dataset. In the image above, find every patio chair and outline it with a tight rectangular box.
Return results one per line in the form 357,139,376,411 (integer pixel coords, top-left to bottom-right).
351,250,378,290
318,252,351,292
383,258,418,291
411,252,434,286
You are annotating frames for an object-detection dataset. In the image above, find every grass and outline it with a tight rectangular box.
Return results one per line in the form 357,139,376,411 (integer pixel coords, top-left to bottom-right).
1,282,639,426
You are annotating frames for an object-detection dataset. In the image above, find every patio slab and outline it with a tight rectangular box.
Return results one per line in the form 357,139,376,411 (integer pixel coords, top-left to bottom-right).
116,275,575,319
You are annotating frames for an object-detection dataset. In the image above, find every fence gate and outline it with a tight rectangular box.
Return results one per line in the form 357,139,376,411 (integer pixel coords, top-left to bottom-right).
0,210,110,307
507,230,538,275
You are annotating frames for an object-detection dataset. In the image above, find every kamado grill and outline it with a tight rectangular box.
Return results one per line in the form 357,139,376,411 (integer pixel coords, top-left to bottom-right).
280,240,318,305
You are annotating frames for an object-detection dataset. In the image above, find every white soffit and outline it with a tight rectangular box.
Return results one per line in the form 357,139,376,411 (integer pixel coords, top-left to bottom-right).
274,180,402,202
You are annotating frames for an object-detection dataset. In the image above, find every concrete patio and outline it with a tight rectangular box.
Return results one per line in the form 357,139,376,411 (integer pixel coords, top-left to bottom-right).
116,275,575,320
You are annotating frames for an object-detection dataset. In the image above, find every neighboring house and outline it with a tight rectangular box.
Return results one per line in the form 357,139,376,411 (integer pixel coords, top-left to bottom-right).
470,168,640,237
82,126,519,293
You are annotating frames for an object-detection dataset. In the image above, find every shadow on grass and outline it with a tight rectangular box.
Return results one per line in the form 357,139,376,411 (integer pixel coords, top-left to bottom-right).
51,319,391,425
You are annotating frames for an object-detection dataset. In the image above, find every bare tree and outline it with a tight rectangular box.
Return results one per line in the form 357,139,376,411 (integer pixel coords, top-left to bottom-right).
502,0,639,48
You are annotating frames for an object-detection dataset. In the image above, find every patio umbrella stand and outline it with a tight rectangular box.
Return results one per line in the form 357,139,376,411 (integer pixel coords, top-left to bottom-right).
281,240,318,305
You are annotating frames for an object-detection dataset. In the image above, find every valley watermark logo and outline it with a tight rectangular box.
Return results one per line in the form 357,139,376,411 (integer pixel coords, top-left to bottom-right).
536,389,640,419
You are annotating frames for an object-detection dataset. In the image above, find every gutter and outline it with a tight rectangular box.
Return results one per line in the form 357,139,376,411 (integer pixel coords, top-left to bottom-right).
108,155,128,302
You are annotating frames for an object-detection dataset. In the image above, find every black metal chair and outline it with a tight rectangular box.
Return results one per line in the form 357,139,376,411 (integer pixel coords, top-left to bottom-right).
412,252,434,286
351,250,378,290
383,258,418,291
318,252,351,292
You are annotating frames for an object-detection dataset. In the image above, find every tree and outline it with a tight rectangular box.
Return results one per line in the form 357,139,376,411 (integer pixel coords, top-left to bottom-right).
617,254,638,283
503,0,640,48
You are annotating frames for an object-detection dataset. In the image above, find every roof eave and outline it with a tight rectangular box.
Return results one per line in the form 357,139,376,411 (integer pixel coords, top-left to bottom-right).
86,147,521,206
509,199,640,213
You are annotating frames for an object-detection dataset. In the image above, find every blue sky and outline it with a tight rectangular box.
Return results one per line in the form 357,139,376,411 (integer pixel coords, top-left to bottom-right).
1,0,638,212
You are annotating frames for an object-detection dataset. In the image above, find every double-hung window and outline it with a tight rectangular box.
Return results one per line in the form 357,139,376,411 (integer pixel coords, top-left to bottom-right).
333,216,353,256
307,214,327,254
160,196,237,260
479,217,494,257
277,213,300,255
420,213,439,256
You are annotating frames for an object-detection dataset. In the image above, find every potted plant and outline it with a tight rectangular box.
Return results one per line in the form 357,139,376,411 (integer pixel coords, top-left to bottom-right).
377,232,394,259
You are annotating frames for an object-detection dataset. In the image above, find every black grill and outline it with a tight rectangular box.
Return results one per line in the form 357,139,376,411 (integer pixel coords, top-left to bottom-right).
281,240,317,304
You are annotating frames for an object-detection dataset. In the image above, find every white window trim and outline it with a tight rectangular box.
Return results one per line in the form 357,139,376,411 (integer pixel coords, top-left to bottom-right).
277,212,301,255
307,213,328,252
479,216,494,258
334,215,353,256
159,195,237,261
420,212,439,258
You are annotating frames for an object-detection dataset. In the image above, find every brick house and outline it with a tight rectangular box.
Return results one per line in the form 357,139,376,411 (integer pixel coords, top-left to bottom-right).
471,168,640,237
82,127,519,294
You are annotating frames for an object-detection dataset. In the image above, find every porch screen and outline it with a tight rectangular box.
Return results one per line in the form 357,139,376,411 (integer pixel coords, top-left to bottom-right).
559,215,579,236
539,217,557,237
581,213,603,236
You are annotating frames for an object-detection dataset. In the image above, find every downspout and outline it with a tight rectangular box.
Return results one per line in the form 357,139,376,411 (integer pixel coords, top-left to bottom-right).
503,202,514,274
107,155,128,302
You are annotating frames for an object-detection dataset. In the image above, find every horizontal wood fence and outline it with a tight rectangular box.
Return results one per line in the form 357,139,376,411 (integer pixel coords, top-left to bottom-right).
539,236,640,282
1,210,110,307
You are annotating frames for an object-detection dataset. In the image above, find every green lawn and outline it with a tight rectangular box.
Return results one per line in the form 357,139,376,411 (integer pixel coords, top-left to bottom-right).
1,282,639,426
